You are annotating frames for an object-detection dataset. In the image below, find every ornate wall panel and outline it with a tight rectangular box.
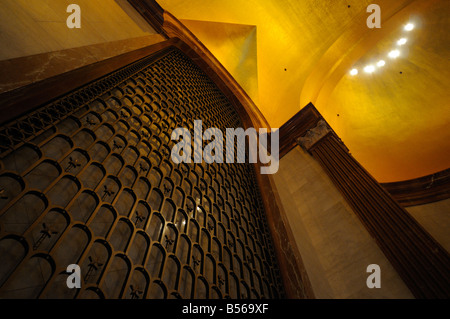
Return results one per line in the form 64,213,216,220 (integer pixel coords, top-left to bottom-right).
0,48,285,299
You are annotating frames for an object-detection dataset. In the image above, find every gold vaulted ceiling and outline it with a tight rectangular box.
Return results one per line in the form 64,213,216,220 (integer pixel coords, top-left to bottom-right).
158,0,450,182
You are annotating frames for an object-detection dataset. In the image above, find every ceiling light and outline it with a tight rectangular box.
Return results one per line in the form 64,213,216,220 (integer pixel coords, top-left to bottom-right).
388,49,400,59
350,68,358,76
364,65,375,73
404,23,414,31
397,38,407,46
376,60,386,67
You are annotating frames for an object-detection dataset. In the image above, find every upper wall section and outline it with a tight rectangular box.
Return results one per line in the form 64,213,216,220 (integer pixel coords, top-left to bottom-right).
0,0,166,94
0,0,159,60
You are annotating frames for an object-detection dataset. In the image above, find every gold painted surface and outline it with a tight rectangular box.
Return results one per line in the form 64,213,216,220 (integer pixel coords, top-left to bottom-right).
159,0,450,182
321,0,450,182
180,19,259,104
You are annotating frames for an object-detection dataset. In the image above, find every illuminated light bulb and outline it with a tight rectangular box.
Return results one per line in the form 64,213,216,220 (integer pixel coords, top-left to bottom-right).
404,23,414,31
388,49,400,59
397,38,407,45
350,68,358,76
364,65,375,73
377,60,386,67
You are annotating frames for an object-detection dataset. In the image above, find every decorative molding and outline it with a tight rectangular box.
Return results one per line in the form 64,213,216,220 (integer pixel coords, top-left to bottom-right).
0,35,165,95
277,103,322,158
0,40,175,126
381,169,450,207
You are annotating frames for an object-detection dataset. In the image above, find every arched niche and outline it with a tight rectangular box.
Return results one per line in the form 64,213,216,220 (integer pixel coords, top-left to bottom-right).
108,218,133,252
101,254,130,299
0,254,55,298
0,235,28,287
128,231,150,266
0,191,48,235
1,144,41,174
24,160,61,191
51,224,91,268
146,244,165,279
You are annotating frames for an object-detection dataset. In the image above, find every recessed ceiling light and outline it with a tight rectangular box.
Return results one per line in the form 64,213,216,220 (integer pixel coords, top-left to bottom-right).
376,60,386,67
364,65,375,73
397,38,407,45
388,49,400,59
350,68,358,76
404,23,414,31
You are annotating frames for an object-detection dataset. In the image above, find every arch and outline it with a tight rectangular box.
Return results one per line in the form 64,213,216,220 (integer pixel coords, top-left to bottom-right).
41,134,73,160
148,279,167,299
24,159,61,191
146,244,165,279
194,276,209,299
29,208,69,252
46,175,81,207
131,201,151,230
0,191,48,235
119,165,137,188
0,254,54,298
0,173,24,211
0,235,28,287
101,254,131,298
81,239,112,285
147,212,164,242
162,255,181,291
51,224,91,267
114,188,136,217
126,267,150,299
109,218,134,252
88,204,117,238
128,231,150,266
88,141,110,162
1,143,41,174
179,266,195,299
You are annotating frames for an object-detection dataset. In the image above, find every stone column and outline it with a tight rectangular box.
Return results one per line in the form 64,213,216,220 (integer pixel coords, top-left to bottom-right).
296,120,450,299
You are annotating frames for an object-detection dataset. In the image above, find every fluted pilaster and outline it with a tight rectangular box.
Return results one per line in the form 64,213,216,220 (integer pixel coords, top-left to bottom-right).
297,121,450,298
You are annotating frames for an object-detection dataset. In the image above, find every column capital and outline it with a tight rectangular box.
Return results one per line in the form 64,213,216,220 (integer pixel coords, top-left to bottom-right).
295,119,331,150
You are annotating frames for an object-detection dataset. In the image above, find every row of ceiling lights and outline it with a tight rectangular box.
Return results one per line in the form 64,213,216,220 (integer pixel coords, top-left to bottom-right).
349,23,415,76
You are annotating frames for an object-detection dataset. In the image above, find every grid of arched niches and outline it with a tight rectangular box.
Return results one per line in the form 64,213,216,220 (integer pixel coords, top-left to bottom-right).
0,49,284,299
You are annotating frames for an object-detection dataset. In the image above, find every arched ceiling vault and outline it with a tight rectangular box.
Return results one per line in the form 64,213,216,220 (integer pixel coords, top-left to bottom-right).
158,0,450,182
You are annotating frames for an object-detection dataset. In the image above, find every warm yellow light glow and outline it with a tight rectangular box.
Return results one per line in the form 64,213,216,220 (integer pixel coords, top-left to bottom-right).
404,23,414,31
397,38,407,45
350,68,358,76
364,65,375,73
388,49,400,58
376,60,386,67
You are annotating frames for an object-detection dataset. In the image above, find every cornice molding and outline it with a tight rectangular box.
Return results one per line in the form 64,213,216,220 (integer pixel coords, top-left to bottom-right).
381,169,450,207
